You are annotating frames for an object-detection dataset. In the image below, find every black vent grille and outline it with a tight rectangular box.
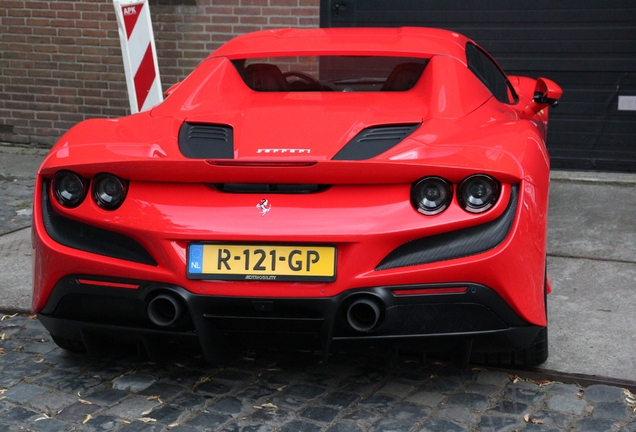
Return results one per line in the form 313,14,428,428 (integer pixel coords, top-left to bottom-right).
179,123,234,159
333,123,421,160
212,183,330,194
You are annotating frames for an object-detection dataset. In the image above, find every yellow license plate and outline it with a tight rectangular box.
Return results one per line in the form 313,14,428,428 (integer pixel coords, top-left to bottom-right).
187,244,336,282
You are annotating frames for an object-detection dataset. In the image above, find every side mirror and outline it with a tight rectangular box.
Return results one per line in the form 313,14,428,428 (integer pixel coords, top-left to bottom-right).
164,81,182,98
533,78,562,108
522,77,562,117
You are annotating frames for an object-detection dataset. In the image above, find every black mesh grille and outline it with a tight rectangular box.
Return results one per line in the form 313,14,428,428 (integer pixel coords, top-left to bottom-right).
179,123,234,159
333,123,420,160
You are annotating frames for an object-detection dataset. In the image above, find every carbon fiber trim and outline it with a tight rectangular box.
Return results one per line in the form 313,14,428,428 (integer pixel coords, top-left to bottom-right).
376,185,518,270
178,122,234,159
333,123,421,160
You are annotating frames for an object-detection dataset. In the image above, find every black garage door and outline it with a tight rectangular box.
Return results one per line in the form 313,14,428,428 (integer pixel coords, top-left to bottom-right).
320,1,636,172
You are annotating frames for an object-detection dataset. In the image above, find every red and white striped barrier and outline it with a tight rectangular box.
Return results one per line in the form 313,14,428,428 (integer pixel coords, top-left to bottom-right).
113,0,163,113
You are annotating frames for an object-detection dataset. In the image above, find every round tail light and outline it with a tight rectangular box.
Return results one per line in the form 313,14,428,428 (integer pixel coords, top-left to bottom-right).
92,173,128,210
411,177,452,215
458,175,499,213
53,171,87,208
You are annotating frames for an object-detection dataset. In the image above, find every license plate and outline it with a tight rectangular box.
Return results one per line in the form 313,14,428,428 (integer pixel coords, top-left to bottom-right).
187,244,336,282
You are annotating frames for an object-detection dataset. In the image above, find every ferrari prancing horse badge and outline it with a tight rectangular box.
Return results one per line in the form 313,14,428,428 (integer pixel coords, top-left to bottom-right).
256,199,271,216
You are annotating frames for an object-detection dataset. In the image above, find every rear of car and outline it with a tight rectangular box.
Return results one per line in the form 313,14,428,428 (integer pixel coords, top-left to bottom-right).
32,28,559,365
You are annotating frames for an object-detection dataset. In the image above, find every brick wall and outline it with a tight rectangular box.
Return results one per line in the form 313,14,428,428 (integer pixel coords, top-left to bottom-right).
0,0,320,147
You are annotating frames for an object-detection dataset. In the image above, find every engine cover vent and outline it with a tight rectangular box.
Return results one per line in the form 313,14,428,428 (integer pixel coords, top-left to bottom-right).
179,123,234,159
333,123,421,161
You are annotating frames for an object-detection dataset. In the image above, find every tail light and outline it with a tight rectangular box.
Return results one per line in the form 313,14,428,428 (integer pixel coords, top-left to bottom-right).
457,175,499,213
53,171,88,208
92,173,128,210
411,177,452,215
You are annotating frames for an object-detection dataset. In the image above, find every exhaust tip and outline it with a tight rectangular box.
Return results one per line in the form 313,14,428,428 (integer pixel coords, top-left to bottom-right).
147,293,184,327
347,297,383,332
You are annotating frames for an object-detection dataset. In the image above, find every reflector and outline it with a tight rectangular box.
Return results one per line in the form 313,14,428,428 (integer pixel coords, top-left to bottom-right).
393,287,468,296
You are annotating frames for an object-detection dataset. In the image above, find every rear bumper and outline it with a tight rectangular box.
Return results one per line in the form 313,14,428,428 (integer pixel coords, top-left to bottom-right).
34,177,547,326
38,276,542,362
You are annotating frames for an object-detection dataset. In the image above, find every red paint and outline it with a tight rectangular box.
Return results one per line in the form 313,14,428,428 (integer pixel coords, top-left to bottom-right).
122,3,143,40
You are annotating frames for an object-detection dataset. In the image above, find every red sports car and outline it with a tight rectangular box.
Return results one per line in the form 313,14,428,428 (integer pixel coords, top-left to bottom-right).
32,27,561,365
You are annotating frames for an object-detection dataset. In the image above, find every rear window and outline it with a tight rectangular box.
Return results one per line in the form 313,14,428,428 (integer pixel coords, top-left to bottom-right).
231,56,429,92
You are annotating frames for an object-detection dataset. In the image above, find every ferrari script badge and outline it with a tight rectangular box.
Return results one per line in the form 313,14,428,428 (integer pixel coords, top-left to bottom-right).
256,199,271,216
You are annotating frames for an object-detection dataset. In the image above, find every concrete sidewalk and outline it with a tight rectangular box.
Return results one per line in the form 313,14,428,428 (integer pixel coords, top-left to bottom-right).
0,145,49,315
0,144,635,382
542,177,636,382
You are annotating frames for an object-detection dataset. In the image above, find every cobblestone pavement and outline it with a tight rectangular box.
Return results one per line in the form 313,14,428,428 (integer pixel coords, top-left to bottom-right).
0,315,635,432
